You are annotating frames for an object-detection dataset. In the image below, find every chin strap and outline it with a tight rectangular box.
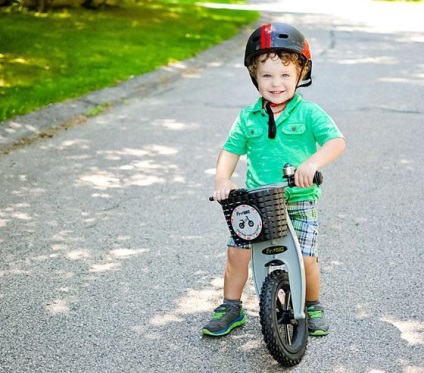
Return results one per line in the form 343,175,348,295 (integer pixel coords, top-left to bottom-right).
265,101,277,139
296,62,313,88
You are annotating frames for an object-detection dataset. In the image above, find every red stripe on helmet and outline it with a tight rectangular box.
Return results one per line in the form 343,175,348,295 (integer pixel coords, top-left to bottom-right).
301,38,311,60
260,24,272,49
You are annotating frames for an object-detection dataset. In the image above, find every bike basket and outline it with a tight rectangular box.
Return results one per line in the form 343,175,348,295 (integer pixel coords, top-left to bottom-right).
220,186,288,244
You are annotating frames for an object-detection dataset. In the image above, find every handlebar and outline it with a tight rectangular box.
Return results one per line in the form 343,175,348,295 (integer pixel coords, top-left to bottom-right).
209,163,323,201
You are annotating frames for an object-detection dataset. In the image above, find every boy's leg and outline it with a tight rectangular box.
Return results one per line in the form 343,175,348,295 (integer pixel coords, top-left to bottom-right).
202,246,250,336
303,256,320,302
224,247,251,300
288,201,329,336
303,256,329,336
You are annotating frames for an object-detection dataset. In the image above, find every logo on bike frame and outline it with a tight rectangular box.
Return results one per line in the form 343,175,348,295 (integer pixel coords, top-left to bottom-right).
262,246,288,255
231,204,263,241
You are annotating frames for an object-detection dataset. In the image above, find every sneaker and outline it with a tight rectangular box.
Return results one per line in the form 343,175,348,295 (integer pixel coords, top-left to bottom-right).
202,304,246,336
307,304,329,336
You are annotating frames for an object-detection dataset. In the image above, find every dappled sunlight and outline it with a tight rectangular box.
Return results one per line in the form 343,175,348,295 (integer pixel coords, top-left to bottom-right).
58,138,91,150
46,298,71,315
403,367,424,373
51,229,85,243
181,67,202,78
378,77,424,86
153,118,198,131
240,338,262,352
76,143,183,190
337,56,398,65
66,249,91,261
11,211,32,220
89,262,121,273
207,61,224,68
150,314,184,326
79,168,166,189
2,121,39,136
109,248,148,259
147,277,223,327
399,159,415,172
79,170,122,189
0,53,52,88
144,144,178,155
147,273,259,330
0,268,31,277
11,186,46,197
355,303,371,320
0,202,34,229
91,192,113,199
382,318,424,346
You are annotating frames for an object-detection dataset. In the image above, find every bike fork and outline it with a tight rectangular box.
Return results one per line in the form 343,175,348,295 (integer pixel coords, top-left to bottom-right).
250,218,306,320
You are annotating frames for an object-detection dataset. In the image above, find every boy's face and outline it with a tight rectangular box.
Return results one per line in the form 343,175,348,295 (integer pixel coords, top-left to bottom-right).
256,54,299,105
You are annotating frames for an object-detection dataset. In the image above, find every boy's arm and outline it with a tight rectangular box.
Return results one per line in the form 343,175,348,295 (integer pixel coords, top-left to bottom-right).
295,137,346,188
213,149,240,201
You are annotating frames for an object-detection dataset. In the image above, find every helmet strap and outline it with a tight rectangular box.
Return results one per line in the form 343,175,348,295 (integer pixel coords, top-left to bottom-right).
265,101,277,139
296,61,313,88
296,65,305,88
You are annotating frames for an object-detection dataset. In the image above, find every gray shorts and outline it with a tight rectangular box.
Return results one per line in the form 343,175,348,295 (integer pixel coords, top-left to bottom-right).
227,201,319,257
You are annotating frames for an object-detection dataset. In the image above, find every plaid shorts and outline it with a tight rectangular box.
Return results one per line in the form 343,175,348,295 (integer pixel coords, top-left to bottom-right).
227,201,319,257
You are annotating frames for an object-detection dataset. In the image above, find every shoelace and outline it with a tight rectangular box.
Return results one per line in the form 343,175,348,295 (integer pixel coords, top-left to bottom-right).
213,306,228,319
307,309,323,319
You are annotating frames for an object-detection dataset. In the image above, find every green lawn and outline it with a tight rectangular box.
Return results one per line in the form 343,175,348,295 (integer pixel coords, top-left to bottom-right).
0,1,259,121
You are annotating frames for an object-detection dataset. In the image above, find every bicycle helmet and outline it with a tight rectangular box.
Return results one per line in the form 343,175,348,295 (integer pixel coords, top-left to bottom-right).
244,23,312,88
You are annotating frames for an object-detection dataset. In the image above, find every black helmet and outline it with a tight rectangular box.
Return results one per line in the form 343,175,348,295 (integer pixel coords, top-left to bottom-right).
244,23,312,88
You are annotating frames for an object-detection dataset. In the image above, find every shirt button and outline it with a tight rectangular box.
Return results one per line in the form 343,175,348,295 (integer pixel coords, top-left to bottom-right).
292,126,296,131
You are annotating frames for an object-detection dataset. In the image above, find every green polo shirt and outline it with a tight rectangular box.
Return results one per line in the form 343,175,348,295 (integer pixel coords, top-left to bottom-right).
223,94,344,202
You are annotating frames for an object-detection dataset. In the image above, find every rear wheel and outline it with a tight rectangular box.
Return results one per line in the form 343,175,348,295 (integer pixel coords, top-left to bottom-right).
259,270,308,366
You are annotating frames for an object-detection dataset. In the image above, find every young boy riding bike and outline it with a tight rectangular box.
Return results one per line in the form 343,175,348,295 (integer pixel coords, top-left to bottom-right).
202,22,345,337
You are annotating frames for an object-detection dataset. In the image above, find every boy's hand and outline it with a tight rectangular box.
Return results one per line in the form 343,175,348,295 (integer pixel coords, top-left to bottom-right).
213,179,237,201
295,162,318,188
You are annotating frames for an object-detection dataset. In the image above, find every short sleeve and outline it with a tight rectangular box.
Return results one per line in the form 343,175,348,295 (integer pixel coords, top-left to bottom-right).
222,115,248,155
309,105,344,147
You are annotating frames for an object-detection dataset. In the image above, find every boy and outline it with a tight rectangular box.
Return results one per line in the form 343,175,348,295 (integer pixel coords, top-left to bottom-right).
202,23,345,337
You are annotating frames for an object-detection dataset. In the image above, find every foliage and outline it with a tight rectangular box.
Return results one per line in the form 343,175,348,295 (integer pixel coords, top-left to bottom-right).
0,1,258,121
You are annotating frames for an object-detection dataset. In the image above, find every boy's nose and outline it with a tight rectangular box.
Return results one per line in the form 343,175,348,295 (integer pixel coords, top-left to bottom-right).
272,78,281,86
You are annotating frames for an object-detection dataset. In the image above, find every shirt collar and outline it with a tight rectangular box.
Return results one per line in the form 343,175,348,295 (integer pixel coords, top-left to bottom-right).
247,93,303,115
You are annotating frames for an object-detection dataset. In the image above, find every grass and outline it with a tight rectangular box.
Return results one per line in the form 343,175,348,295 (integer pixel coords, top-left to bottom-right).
0,1,259,121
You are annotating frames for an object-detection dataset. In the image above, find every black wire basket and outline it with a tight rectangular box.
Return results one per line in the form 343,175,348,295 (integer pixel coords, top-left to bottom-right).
220,186,288,244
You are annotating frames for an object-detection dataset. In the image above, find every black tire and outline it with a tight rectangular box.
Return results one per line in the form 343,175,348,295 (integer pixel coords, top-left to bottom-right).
259,270,308,366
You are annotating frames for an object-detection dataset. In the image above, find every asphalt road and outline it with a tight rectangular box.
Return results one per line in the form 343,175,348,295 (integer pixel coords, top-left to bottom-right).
1,1,423,372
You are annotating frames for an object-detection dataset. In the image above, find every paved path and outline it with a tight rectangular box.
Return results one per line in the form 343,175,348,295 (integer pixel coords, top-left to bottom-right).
1,1,423,372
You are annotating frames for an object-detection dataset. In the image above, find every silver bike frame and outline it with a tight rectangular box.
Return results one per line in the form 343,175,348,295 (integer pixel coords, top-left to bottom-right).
249,184,306,320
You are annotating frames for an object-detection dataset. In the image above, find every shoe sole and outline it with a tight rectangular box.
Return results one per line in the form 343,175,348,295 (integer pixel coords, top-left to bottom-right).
309,330,329,336
202,316,247,337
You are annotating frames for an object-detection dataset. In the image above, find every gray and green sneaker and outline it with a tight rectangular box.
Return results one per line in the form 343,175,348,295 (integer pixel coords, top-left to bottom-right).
202,304,246,336
307,304,329,336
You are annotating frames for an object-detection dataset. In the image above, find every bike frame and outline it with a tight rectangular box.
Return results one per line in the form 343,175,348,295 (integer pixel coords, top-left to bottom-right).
250,215,306,320
242,181,306,320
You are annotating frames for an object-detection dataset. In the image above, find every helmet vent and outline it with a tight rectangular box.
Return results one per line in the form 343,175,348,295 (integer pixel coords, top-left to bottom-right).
277,33,289,39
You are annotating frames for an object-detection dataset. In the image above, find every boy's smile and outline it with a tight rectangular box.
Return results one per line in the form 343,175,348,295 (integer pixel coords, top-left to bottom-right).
256,54,299,108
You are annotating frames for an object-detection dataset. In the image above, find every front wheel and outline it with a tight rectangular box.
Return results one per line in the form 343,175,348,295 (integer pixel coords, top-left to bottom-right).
259,270,308,366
